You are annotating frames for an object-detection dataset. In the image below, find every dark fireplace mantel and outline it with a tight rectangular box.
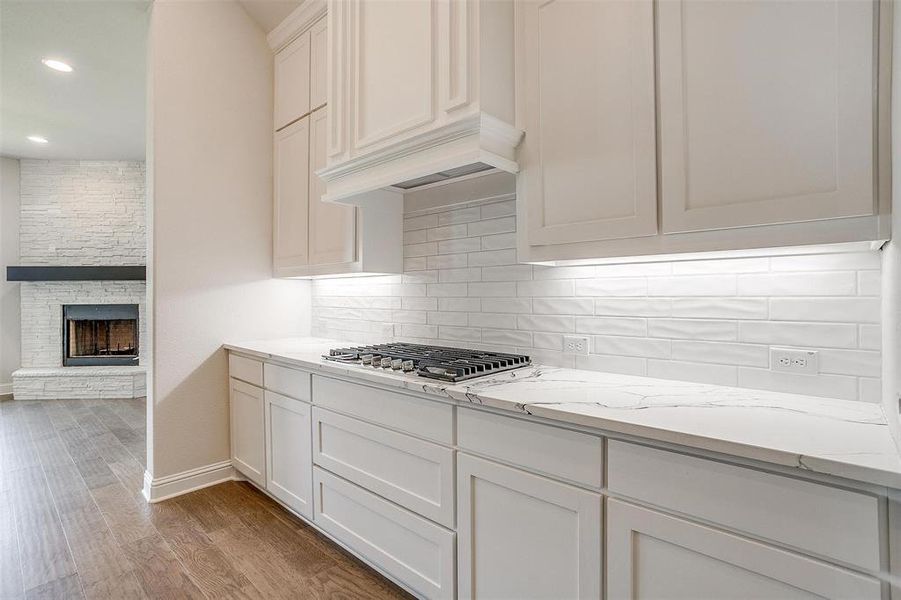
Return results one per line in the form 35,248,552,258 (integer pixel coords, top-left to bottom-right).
6,266,146,282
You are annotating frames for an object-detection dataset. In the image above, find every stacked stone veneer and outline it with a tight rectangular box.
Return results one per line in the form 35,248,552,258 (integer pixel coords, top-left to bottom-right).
13,160,147,400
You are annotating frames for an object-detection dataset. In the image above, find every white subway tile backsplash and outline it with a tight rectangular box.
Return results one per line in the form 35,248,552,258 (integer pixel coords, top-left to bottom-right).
533,298,594,315
480,200,516,219
438,237,481,254
576,317,647,336
469,312,518,329
769,297,880,323
482,329,532,347
860,324,881,350
518,280,575,297
648,275,737,296
438,297,480,312
481,297,531,313
671,298,767,320
468,216,516,236
481,265,533,281
738,321,857,348
576,354,647,376
469,249,517,266
737,272,857,296
648,319,738,341
468,282,517,297
314,199,882,402
671,340,769,367
438,206,481,225
593,336,671,359
480,232,517,250
576,278,646,297
517,314,576,333
428,224,468,241
595,298,672,317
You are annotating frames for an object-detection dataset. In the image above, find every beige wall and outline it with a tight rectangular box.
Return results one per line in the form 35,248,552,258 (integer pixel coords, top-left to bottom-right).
147,0,310,480
0,157,20,395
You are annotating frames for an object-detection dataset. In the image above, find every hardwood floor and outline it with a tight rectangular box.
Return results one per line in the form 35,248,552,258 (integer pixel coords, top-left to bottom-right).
0,397,412,599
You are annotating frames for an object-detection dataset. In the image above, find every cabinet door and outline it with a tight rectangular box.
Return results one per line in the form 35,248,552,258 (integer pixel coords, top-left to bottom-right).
518,0,656,246
606,499,881,600
274,30,311,131
230,378,265,486
309,108,356,265
310,17,328,111
658,0,875,233
273,117,310,270
351,0,436,151
265,391,313,520
457,453,602,600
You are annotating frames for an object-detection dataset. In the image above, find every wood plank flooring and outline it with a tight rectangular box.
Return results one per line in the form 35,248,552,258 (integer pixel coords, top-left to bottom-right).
0,397,412,599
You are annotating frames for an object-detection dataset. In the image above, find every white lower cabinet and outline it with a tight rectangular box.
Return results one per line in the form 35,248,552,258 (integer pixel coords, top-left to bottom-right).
229,377,266,487
606,499,881,600
313,467,456,600
265,390,313,520
456,453,602,600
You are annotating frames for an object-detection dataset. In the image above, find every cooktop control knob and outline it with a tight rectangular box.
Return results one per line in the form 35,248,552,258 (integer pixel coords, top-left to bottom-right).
380,357,392,368
391,359,403,370
361,354,373,365
402,360,415,372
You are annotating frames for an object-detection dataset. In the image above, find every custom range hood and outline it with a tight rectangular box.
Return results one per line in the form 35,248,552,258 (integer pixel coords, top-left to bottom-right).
316,0,522,205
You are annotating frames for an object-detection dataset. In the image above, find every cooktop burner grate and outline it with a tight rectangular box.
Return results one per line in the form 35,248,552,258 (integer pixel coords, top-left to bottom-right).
323,342,531,382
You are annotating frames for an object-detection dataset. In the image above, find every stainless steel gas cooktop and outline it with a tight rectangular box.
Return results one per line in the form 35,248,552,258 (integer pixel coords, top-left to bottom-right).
323,342,531,382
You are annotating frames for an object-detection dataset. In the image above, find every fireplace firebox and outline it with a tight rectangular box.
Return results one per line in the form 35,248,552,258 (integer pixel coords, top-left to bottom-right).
62,304,139,366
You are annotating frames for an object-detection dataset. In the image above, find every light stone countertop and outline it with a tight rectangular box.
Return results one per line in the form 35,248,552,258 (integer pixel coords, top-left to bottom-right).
225,337,901,489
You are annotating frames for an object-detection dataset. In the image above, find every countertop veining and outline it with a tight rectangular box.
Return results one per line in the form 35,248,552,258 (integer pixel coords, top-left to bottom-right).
224,337,901,489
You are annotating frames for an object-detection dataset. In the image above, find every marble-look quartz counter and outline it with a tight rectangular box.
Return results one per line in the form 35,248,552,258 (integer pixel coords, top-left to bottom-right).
224,337,901,489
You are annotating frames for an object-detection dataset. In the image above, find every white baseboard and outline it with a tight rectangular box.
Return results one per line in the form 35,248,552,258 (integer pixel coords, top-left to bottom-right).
0,382,12,396
142,460,237,503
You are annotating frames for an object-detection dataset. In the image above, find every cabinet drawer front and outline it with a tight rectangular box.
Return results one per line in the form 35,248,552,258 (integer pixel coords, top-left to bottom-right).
229,353,263,387
313,467,455,600
314,408,454,527
312,376,453,444
264,363,311,402
607,441,881,571
458,407,603,488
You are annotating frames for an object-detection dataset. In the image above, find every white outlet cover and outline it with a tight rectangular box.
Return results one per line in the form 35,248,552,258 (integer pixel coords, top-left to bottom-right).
563,335,590,356
771,347,819,375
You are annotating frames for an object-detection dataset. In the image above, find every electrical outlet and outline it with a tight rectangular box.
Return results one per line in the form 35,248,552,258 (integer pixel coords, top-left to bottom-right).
563,335,590,356
771,348,819,375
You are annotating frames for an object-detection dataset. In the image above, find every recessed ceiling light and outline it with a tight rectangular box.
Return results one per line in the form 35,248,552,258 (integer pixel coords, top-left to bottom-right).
41,58,73,73
27,135,48,144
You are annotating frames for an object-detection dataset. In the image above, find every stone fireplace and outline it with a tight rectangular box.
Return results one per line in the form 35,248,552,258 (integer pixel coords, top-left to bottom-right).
10,160,147,400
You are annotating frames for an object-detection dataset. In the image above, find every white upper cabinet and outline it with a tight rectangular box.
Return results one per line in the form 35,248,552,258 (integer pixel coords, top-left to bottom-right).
309,108,356,266
319,0,523,204
273,116,311,271
517,0,657,246
270,10,402,278
274,30,311,131
517,0,890,264
658,0,875,234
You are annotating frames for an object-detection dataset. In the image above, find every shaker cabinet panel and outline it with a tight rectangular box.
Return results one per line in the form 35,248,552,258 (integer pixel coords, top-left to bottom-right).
309,108,356,266
658,0,875,233
275,30,312,131
230,378,265,487
518,0,657,246
265,390,313,520
273,117,311,270
457,453,602,600
606,499,881,600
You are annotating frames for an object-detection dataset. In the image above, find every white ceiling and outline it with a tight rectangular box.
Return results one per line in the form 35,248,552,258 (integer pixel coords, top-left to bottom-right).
238,0,302,34
0,1,149,160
